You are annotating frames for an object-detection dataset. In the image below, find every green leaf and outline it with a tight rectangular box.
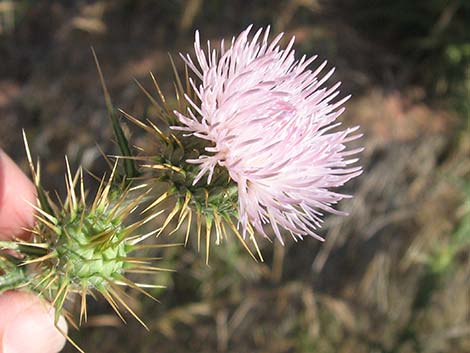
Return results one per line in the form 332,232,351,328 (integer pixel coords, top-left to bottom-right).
92,47,138,183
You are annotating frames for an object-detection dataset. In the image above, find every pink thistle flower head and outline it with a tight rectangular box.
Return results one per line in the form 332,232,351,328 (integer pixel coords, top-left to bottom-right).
174,25,363,244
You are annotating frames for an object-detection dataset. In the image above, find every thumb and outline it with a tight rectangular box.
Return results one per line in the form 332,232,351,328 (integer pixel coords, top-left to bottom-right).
0,291,67,353
0,149,36,240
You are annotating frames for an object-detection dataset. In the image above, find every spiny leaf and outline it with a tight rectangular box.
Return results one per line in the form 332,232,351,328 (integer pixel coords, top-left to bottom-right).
92,47,138,183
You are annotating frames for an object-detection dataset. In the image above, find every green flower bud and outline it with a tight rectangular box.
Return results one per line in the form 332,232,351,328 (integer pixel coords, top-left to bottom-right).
0,141,176,341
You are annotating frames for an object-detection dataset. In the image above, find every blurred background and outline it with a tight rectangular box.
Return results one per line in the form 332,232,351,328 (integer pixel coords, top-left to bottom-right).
0,1,469,352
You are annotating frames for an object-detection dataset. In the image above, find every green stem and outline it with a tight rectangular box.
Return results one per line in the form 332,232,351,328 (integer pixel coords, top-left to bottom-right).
0,241,19,251
0,255,29,293
0,269,29,293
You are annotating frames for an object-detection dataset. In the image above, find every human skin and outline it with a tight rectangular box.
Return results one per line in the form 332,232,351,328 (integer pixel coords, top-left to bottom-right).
0,149,67,353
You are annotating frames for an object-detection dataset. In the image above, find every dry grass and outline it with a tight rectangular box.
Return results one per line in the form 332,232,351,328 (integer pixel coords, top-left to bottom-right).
0,1,468,352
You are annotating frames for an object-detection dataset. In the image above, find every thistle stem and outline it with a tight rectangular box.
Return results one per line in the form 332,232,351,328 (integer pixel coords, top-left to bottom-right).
0,263,29,293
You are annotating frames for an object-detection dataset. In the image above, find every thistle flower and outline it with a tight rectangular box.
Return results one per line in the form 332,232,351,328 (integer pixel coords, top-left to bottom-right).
0,133,173,350
174,26,363,244
122,65,261,263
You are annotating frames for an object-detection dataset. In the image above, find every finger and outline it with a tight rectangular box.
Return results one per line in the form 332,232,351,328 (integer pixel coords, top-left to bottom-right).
0,291,67,353
0,149,36,240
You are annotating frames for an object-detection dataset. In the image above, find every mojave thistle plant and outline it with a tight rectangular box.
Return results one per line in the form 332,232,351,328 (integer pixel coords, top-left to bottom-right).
173,25,363,244
0,25,364,352
0,133,172,350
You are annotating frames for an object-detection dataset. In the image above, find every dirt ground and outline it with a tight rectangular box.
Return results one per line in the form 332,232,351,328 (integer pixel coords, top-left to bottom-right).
0,1,468,353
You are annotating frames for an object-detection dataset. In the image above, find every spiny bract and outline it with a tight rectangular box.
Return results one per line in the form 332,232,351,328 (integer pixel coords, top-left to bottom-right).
122,65,262,263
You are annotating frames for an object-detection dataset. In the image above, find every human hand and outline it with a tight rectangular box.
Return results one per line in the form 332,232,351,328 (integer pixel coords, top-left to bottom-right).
0,149,67,353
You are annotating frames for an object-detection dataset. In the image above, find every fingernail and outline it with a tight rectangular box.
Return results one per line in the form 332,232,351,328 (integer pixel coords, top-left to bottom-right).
2,303,67,353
